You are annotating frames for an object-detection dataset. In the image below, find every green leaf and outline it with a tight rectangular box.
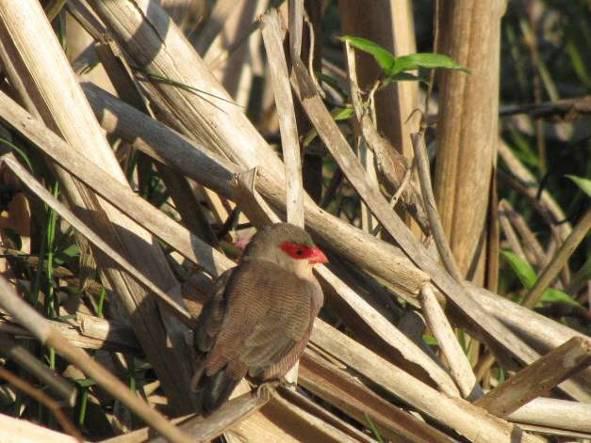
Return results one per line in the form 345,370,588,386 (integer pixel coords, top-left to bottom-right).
502,251,582,308
332,106,354,121
340,36,397,76
60,244,80,258
302,107,352,147
422,334,439,346
390,53,469,76
540,288,581,307
340,36,468,78
566,175,591,198
501,250,537,289
75,378,96,388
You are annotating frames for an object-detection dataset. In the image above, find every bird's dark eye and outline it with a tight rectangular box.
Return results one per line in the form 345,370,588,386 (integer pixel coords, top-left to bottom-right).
295,248,304,256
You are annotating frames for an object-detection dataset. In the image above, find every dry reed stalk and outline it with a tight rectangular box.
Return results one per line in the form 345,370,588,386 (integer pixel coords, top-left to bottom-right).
523,209,591,308
434,0,504,283
509,398,591,433
300,350,454,442
111,391,270,443
191,0,239,54
0,91,233,276
0,413,80,443
0,312,140,353
79,78,591,401
498,140,571,239
203,0,267,105
261,9,304,227
420,284,480,399
339,0,420,158
476,337,591,417
0,0,194,412
0,275,193,443
82,0,428,298
0,366,82,440
411,132,462,281
1,154,195,328
499,200,548,268
499,203,529,261
0,333,77,406
312,320,544,443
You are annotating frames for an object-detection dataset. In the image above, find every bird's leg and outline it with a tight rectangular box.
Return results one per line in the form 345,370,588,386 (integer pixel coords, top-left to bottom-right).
279,377,297,390
255,381,281,400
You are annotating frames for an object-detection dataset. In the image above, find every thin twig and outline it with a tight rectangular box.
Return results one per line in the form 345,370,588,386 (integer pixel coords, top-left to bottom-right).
372,161,413,237
410,132,463,282
0,154,196,328
499,200,548,268
420,284,481,399
499,95,591,119
0,275,193,443
498,203,528,261
523,209,591,308
0,333,77,406
0,365,82,441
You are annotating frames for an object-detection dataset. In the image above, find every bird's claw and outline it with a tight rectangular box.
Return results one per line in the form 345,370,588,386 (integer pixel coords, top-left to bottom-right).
256,381,281,400
280,379,297,390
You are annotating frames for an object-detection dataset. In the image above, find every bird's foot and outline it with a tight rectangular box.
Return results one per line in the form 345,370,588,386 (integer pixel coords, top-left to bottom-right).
279,378,297,390
256,381,281,400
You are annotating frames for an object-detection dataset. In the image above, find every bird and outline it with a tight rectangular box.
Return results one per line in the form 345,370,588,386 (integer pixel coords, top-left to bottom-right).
191,223,328,415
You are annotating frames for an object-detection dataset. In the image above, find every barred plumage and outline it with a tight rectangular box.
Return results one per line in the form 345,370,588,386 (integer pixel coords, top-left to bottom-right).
191,223,326,415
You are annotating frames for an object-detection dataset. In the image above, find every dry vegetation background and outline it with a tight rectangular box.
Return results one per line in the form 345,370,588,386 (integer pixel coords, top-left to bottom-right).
0,0,589,442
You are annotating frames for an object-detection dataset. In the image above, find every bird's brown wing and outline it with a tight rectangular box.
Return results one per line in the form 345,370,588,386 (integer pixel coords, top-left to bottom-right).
193,268,234,356
191,268,238,414
191,260,320,414
205,260,316,375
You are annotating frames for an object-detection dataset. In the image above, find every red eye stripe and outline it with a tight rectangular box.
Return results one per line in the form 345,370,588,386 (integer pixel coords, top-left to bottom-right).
280,241,329,264
280,241,313,259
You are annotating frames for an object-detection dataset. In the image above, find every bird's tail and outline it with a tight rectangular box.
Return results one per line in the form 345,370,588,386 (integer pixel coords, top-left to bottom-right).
192,365,242,416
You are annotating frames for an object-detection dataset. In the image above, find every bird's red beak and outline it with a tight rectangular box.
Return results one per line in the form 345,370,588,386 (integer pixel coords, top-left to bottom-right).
308,247,328,264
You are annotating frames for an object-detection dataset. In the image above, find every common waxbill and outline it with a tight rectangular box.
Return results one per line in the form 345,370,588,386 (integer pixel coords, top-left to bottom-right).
191,223,328,415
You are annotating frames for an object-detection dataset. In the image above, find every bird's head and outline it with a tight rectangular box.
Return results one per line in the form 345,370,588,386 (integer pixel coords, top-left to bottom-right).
242,223,328,277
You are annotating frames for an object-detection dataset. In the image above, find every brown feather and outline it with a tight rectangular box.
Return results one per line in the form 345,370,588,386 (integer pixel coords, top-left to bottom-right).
191,223,324,415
